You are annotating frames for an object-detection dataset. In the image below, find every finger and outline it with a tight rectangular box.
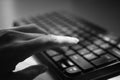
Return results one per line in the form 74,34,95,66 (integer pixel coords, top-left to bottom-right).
11,65,47,80
15,34,79,61
21,34,79,51
10,24,48,34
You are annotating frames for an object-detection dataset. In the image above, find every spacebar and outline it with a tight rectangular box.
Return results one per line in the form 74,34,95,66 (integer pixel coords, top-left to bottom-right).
70,54,93,70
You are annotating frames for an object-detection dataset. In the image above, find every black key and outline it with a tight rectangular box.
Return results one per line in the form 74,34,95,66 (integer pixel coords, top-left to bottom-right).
99,34,118,45
109,48,120,58
72,45,83,50
92,54,117,66
65,66,81,74
53,55,65,61
83,33,91,37
93,49,105,55
88,36,98,42
46,49,59,56
117,43,120,49
83,53,97,60
87,44,98,51
70,54,93,70
60,63,67,68
61,46,69,52
77,49,90,55
65,50,76,56
100,43,111,49
59,59,74,67
94,39,104,45
78,37,84,42
80,40,92,46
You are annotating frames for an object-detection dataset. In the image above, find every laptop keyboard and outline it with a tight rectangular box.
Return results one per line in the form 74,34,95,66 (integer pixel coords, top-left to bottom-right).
14,12,120,79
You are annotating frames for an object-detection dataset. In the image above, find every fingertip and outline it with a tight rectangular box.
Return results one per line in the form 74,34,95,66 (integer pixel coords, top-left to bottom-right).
49,35,79,45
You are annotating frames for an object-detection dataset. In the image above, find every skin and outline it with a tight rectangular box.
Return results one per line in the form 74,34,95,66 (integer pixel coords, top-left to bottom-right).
0,24,79,80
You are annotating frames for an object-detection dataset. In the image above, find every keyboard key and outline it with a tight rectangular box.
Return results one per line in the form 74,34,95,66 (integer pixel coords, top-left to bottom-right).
65,50,75,56
77,30,84,34
110,39,117,44
92,54,117,66
83,53,97,60
99,34,111,41
67,60,74,66
70,54,93,70
77,49,90,55
53,55,65,61
88,36,98,41
72,33,78,37
46,50,59,56
78,37,84,41
87,45,98,51
83,33,90,37
80,40,91,46
61,46,69,51
72,45,82,50
109,48,120,58
117,43,120,49
94,39,104,45
100,43,111,49
53,30,62,35
99,34,118,44
93,49,105,55
61,63,67,68
65,66,81,74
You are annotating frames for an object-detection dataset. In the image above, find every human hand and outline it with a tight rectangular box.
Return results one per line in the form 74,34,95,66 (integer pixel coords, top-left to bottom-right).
0,24,79,80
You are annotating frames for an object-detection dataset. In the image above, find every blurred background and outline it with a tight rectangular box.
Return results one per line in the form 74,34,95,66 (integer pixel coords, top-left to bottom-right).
0,0,120,36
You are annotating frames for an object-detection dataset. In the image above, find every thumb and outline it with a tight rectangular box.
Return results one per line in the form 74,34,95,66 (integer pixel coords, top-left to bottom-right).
11,65,47,80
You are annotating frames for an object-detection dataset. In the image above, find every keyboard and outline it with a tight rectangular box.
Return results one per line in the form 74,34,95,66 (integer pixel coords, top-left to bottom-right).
14,11,120,80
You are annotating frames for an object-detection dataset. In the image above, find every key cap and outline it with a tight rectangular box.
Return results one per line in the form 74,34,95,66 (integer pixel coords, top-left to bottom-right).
65,50,75,56
70,54,93,70
99,34,118,45
100,43,111,49
61,63,67,68
78,37,84,42
93,49,105,55
88,36,98,41
87,45,98,51
65,66,81,74
117,43,120,49
46,49,59,56
59,59,74,68
84,53,97,60
72,34,78,37
80,40,91,46
83,33,90,37
77,49,90,55
61,46,69,51
92,54,117,66
94,39,104,45
67,60,74,66
72,45,82,50
53,55,64,61
109,48,120,58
